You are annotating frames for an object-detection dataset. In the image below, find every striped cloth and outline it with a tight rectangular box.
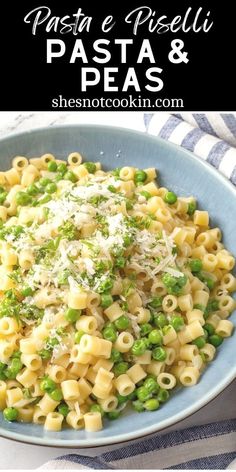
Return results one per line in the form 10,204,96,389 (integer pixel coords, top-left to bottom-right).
40,419,236,470
144,113,236,185
39,113,236,470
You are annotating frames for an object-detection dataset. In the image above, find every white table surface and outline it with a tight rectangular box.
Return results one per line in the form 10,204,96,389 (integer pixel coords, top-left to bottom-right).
0,112,235,470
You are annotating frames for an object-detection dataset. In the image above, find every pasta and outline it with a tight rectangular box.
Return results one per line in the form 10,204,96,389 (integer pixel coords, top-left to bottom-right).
0,153,235,431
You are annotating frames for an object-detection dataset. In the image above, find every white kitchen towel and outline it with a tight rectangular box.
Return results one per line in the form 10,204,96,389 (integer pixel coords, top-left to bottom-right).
38,112,236,470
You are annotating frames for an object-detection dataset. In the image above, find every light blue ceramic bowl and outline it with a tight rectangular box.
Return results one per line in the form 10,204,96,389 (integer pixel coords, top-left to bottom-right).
0,125,235,447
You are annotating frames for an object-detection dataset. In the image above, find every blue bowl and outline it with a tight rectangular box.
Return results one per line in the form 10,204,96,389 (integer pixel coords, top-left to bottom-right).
0,125,235,447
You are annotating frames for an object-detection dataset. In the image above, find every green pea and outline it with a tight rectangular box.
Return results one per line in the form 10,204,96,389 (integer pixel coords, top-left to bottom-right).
144,373,155,380
50,388,63,401
154,313,168,328
47,337,59,349
200,351,207,363
39,349,51,360
12,351,21,359
140,323,152,336
149,297,163,309
54,173,63,182
131,339,147,356
57,403,69,417
123,234,133,247
102,326,117,343
143,336,151,349
140,191,151,200
101,293,113,308
39,177,51,187
21,286,34,297
113,362,129,376
108,185,116,193
193,336,206,349
163,273,187,295
134,170,147,184
205,299,219,315
204,323,215,336
112,168,121,177
126,200,134,211
3,407,18,421
162,273,177,289
209,334,223,347
64,308,81,323
16,191,32,206
187,201,197,216
144,398,159,411
203,328,208,338
204,277,215,290
136,386,150,402
64,170,77,182
90,404,104,417
40,377,56,393
132,400,145,412
127,390,137,401
0,186,5,194
27,183,40,196
189,259,203,273
74,330,85,344
98,278,114,293
110,348,123,363
164,191,177,205
0,191,7,204
143,377,159,394
170,316,184,332
117,393,129,405
0,371,6,380
148,329,163,345
107,410,121,420
0,361,6,371
115,256,126,268
194,304,205,312
152,347,167,361
162,324,171,335
157,388,169,403
57,163,67,174
114,315,130,331
210,300,220,311
5,358,22,379
57,269,70,286
47,161,58,172
45,182,57,194
37,194,52,205
84,162,97,174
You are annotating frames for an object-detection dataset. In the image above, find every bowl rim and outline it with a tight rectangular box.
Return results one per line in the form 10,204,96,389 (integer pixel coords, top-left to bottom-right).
0,123,236,448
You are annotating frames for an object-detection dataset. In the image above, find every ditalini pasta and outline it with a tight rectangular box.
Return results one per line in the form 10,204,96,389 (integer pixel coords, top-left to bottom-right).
0,154,235,430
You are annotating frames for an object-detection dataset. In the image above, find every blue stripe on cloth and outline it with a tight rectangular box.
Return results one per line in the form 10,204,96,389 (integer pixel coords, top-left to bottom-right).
158,115,182,140
169,452,236,470
55,454,113,469
230,166,236,185
220,114,236,138
143,113,153,129
101,419,236,463
181,127,205,152
173,113,182,120
53,420,236,469
192,113,218,137
206,141,230,168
